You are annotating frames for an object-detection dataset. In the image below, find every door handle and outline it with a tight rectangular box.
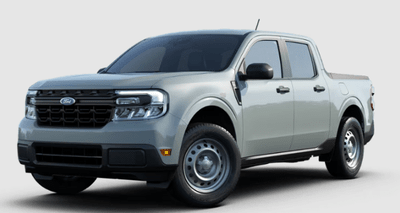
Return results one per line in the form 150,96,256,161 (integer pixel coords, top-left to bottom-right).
314,85,325,92
276,86,290,94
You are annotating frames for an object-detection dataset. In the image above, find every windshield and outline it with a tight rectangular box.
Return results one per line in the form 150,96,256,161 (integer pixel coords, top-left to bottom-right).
106,34,245,73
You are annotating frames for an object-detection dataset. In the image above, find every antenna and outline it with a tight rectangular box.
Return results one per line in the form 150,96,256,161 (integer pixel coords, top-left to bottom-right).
255,19,260,30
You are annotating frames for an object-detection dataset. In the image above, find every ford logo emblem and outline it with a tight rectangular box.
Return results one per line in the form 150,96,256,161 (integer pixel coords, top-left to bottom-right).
60,97,76,105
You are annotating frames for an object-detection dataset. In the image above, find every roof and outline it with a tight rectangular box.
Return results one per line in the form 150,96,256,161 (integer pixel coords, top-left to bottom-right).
153,29,253,37
152,29,313,42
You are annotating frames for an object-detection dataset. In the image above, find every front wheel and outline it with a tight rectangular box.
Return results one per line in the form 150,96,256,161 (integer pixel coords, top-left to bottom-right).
325,117,364,178
32,173,96,194
169,123,241,207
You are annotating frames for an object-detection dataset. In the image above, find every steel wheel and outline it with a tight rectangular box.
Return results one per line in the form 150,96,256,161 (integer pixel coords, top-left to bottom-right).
170,123,241,207
325,117,364,179
183,138,230,193
343,130,360,168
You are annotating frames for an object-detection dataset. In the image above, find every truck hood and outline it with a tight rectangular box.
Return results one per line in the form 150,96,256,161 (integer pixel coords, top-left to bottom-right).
29,72,206,90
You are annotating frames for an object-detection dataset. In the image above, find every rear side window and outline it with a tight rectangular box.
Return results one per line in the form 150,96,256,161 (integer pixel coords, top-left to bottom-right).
286,42,315,78
245,40,282,79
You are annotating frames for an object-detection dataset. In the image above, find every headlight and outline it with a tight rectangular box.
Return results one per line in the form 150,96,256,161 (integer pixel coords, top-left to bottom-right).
25,90,37,120
113,90,168,120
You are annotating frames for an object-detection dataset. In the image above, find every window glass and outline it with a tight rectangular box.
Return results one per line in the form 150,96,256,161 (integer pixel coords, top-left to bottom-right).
106,34,245,73
245,40,282,79
120,47,166,73
286,42,315,78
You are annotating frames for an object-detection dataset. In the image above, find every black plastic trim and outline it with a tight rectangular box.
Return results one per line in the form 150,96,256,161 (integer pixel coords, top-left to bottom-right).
277,39,292,78
230,80,242,105
364,121,374,144
241,138,335,168
18,141,177,182
34,90,118,128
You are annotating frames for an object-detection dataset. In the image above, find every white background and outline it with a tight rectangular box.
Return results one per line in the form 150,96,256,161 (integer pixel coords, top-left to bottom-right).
1,0,399,212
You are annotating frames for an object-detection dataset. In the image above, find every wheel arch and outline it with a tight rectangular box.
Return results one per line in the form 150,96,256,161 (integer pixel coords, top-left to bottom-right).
341,105,364,132
181,98,238,141
187,106,236,140
338,97,365,133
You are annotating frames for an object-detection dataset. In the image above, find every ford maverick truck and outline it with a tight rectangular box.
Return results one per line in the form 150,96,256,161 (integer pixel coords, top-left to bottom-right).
18,30,375,207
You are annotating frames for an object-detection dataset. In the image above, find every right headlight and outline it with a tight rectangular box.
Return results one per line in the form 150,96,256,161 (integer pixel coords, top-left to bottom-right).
25,90,37,120
113,90,168,120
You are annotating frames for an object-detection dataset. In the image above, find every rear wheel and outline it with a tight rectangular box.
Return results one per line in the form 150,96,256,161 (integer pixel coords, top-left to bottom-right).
326,117,364,178
169,123,241,207
32,173,96,194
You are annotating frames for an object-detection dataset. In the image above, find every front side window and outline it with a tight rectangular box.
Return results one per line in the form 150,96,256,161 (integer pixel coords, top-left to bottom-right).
244,40,282,79
106,34,245,73
286,42,315,78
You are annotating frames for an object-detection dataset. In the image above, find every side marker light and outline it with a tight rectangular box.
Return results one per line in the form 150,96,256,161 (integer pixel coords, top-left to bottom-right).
160,149,172,156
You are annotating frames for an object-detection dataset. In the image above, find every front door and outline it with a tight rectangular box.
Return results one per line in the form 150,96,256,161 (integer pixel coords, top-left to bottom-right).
240,39,294,157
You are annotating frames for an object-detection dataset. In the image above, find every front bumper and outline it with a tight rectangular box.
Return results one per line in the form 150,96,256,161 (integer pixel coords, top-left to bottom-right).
18,112,186,182
18,140,177,182
18,113,186,165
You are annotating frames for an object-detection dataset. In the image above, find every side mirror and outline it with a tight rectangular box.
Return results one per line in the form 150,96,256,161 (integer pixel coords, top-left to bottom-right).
97,68,106,74
240,63,273,80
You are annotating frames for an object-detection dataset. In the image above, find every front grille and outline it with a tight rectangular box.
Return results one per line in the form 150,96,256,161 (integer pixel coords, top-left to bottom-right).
35,144,102,166
37,105,113,127
35,90,116,128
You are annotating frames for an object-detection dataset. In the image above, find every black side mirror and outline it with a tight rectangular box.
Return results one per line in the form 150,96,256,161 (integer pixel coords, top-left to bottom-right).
97,68,106,74
240,63,273,80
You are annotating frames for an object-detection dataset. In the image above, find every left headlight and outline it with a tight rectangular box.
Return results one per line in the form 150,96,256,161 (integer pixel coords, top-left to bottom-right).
113,90,168,120
25,90,37,120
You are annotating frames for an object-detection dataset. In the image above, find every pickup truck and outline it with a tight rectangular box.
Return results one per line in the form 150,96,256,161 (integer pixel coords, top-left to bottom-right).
18,30,375,207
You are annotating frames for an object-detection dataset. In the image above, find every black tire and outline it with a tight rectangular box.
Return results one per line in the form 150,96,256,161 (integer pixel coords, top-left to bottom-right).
326,117,364,178
169,123,241,207
32,173,96,194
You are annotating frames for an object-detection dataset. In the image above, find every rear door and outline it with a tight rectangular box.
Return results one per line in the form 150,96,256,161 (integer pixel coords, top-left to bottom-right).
282,39,330,150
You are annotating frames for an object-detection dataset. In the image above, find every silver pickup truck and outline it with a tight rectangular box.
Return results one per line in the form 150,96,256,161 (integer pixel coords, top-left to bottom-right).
18,30,375,207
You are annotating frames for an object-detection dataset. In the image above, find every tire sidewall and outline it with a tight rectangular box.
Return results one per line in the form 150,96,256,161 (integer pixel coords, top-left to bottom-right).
171,124,241,207
336,117,364,177
33,173,96,194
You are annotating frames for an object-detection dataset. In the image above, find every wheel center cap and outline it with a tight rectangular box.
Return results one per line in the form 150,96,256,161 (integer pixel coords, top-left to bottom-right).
348,142,353,154
197,156,213,173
